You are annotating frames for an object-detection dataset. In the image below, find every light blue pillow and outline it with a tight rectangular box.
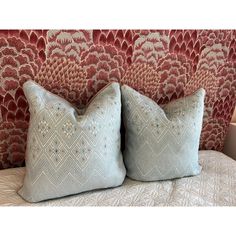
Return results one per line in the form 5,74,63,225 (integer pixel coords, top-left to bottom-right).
121,85,205,181
18,81,126,202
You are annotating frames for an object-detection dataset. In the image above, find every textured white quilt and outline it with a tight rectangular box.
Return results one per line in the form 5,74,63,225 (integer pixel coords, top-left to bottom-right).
0,151,235,206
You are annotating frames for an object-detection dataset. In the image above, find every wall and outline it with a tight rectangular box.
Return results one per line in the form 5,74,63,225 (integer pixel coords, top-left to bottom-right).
0,30,236,169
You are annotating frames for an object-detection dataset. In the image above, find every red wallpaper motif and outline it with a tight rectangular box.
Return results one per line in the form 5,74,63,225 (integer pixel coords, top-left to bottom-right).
0,29,235,169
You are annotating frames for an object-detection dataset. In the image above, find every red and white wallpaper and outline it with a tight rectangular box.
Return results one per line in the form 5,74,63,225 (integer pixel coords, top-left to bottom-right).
0,30,236,169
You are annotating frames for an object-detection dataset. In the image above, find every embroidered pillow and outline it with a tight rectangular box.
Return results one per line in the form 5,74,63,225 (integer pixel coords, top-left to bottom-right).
121,85,205,181
18,81,126,202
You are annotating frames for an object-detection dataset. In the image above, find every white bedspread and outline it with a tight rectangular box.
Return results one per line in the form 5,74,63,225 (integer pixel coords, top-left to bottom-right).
0,151,235,206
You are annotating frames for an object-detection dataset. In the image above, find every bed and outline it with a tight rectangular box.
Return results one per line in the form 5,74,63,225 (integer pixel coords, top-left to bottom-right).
0,150,235,206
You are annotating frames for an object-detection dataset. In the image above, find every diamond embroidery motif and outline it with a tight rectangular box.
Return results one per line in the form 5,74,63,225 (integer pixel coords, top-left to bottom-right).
46,134,68,169
150,117,169,141
37,118,51,137
47,102,67,124
28,135,42,167
129,109,147,135
34,112,54,146
62,120,76,138
135,141,157,176
72,137,92,170
88,118,100,137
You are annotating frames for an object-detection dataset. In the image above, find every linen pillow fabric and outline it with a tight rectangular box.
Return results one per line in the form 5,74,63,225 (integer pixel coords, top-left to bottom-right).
121,85,205,181
18,81,126,202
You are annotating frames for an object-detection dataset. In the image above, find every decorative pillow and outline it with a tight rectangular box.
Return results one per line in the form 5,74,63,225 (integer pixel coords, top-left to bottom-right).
18,80,126,202
121,85,205,181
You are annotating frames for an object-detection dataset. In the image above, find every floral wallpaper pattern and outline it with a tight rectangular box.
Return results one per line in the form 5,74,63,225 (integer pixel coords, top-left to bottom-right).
0,29,235,169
